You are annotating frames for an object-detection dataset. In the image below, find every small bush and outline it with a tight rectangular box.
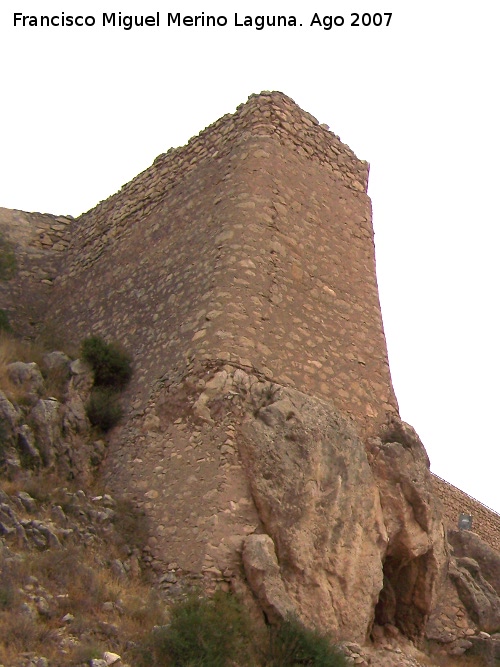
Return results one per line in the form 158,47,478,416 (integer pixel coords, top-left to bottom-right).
137,591,254,667
0,310,12,333
267,615,348,667
0,234,17,281
86,388,123,432
81,335,132,389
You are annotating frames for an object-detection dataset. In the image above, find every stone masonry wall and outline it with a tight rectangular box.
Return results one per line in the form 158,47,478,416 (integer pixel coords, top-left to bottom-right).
66,92,369,275
3,91,499,561
0,207,72,336
432,473,500,552
46,91,396,436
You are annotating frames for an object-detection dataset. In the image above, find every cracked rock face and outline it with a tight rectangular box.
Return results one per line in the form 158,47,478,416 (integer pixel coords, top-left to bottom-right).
106,366,447,645
366,421,448,639
0,356,101,481
177,368,447,643
239,381,388,642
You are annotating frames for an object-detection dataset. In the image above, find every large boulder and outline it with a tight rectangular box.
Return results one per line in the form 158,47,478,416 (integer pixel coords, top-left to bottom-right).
7,361,45,404
449,557,500,633
238,379,388,642
448,529,500,596
224,373,446,642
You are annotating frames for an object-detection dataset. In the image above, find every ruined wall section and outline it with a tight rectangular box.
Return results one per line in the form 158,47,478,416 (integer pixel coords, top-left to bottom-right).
432,474,500,552
49,93,396,434
0,207,72,336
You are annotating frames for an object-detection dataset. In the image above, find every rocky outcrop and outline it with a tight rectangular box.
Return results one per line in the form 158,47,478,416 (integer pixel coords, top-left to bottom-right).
449,556,500,633
0,353,103,480
448,529,500,596
366,420,448,638
426,528,500,662
241,380,446,641
238,374,388,642
128,366,447,644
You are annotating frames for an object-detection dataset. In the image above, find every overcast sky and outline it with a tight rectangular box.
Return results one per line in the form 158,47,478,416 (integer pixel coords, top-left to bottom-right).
1,0,499,512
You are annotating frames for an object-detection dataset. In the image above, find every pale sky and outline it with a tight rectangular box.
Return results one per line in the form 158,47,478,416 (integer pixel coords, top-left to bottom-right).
1,0,499,512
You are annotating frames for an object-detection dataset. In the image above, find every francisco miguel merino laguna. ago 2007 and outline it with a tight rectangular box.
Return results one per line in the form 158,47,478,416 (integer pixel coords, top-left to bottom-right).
13,11,392,30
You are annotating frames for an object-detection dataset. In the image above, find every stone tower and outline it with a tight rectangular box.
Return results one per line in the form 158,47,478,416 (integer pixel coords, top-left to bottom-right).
47,91,398,436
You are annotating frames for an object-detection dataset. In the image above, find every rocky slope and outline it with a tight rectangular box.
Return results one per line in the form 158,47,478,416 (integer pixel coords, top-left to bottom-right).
1,345,500,666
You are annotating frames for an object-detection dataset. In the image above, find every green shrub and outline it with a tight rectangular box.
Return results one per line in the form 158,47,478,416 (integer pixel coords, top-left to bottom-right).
137,591,253,667
0,310,12,333
86,388,123,432
81,335,132,389
0,234,17,280
267,615,348,667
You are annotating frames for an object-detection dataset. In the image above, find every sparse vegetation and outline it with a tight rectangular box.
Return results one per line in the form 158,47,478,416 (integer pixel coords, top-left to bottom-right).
81,335,132,390
251,381,280,417
266,615,349,666
80,335,132,432
86,387,124,431
136,590,255,667
68,641,105,664
0,232,17,280
0,470,167,666
0,569,18,610
134,594,349,667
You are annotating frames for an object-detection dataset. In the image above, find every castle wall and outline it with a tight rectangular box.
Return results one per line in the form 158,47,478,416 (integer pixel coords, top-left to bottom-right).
47,92,397,435
4,90,499,576
0,207,72,337
67,91,369,273
432,473,500,552
0,93,500,624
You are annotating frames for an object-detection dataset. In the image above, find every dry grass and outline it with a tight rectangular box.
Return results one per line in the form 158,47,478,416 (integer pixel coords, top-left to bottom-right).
0,331,73,403
0,468,166,665
0,539,167,665
0,332,47,402
421,648,491,667
1,470,75,505
0,613,59,663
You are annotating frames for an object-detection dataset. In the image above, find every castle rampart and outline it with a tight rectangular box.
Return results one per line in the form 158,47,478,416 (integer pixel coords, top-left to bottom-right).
45,92,396,435
2,91,499,587
0,207,72,336
4,92,500,657
432,473,500,552
67,92,369,275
